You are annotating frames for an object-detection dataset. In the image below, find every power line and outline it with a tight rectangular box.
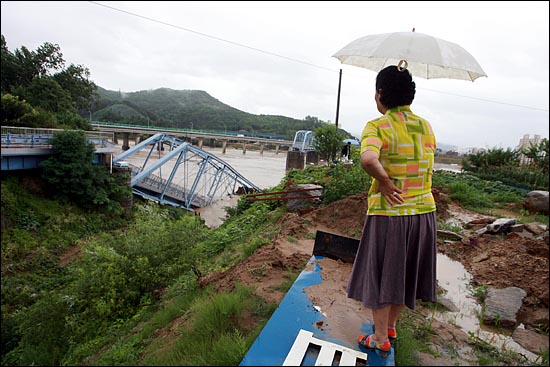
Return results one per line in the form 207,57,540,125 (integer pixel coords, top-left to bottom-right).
88,1,335,73
89,1,549,113
419,87,549,112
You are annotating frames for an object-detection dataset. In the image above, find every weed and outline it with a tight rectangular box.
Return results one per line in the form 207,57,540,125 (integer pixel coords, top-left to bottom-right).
467,331,532,366
269,269,300,292
467,283,488,303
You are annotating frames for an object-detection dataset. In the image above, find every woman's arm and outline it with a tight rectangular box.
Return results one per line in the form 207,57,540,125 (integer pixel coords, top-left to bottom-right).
361,150,404,206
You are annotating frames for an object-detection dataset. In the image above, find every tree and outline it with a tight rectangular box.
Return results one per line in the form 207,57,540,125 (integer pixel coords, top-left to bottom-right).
521,138,549,174
1,35,97,129
53,64,97,110
462,147,520,172
40,130,130,213
13,76,74,113
1,35,21,94
12,42,64,87
312,123,347,162
1,93,56,128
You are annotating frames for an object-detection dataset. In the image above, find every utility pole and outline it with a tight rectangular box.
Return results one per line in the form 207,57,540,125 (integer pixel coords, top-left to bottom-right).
335,69,342,129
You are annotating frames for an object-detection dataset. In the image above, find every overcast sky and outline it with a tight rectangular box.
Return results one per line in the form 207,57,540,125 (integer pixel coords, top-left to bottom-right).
2,1,549,150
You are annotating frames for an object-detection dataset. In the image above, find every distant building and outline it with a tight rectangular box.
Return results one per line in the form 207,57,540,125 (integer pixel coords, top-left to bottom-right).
462,147,486,155
517,134,542,150
517,134,544,165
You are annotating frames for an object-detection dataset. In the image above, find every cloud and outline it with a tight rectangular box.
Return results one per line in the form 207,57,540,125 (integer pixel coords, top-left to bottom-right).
1,1,548,150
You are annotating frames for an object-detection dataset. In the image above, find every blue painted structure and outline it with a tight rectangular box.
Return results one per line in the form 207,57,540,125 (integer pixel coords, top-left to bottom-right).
291,130,315,152
1,127,259,210
113,132,260,210
240,255,395,366
1,126,115,170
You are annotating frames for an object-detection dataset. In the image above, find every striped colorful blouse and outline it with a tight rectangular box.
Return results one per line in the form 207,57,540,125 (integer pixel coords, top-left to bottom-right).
361,105,437,216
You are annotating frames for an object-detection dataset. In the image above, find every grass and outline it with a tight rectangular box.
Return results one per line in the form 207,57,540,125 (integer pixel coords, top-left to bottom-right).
4,162,548,366
139,284,276,366
269,269,301,292
467,331,538,366
394,308,433,365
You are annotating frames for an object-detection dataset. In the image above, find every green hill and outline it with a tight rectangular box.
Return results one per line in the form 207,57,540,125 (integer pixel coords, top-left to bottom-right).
85,87,329,139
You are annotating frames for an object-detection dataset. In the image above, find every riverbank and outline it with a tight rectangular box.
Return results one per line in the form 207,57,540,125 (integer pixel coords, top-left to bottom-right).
200,190,548,365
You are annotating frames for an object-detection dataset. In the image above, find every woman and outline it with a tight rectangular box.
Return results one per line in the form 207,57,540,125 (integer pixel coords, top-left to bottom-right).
346,64,437,352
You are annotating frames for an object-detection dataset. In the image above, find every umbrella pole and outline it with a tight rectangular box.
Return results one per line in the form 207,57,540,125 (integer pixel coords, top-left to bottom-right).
335,68,342,129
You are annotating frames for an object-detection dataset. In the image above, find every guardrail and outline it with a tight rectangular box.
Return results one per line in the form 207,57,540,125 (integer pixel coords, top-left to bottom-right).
91,121,290,140
1,126,114,149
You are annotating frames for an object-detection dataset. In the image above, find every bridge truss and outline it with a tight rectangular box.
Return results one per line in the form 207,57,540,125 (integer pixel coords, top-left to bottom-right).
114,133,260,210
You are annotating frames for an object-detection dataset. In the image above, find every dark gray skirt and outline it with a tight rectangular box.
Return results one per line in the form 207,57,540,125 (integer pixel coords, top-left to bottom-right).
346,212,437,310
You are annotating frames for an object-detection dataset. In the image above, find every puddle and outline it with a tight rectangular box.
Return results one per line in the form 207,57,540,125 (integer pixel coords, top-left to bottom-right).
436,254,539,363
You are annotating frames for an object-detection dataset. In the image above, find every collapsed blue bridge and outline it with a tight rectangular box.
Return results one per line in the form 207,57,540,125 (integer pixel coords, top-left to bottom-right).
1,126,260,210
115,132,260,210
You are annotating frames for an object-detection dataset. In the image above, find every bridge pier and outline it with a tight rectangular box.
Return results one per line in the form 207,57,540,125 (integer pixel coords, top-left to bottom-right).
242,143,247,154
286,150,305,170
113,134,118,144
122,132,130,151
260,144,264,155
275,145,280,154
222,141,227,154
306,151,319,165
198,138,203,149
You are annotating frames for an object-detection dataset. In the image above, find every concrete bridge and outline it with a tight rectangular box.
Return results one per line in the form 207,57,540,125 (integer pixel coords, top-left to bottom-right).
92,122,320,170
91,121,294,155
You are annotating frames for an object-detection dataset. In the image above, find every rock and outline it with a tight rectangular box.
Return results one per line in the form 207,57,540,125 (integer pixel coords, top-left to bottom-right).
486,218,517,234
512,327,549,355
524,222,547,236
475,227,488,235
509,224,525,232
518,308,550,328
436,230,464,241
285,184,323,212
524,190,549,215
465,216,498,226
483,286,526,328
438,297,460,312
472,252,489,263
540,290,549,307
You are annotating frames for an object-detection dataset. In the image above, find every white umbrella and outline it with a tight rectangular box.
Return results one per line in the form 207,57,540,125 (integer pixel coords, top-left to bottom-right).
332,30,487,81
331,29,487,127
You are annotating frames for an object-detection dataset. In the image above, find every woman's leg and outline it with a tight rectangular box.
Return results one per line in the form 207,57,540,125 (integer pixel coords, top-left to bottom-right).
388,304,405,328
371,305,391,341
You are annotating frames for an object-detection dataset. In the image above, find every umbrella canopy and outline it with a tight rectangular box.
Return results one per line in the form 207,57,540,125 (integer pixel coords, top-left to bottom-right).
343,138,360,146
332,31,487,81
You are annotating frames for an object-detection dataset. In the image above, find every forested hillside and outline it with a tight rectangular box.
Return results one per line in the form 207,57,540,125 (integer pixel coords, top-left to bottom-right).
86,87,329,139
1,34,335,139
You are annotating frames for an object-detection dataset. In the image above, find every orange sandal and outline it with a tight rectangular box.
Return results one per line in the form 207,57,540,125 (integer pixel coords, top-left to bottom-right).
357,334,391,352
372,324,397,339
